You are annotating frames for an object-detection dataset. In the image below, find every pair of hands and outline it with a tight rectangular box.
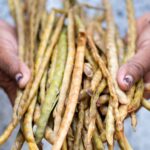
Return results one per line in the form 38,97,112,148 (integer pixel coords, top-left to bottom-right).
1,13,150,104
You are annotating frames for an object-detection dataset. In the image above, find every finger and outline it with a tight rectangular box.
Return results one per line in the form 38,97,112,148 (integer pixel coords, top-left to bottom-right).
0,70,17,105
0,20,17,53
117,25,150,91
124,13,150,46
143,71,150,98
117,48,150,91
0,20,16,36
136,13,150,37
0,48,30,88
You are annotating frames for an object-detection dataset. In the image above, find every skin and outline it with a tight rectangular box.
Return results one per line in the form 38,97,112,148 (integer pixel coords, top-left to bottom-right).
0,20,30,104
117,13,150,98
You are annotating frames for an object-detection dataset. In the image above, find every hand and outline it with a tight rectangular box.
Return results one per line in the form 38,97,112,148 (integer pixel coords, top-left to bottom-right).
117,13,150,98
0,20,30,104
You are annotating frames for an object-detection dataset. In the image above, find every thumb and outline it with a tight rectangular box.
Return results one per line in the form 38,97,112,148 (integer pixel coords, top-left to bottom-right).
117,26,150,91
0,48,30,88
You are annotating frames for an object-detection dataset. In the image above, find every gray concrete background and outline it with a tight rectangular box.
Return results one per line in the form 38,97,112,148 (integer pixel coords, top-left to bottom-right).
0,0,150,149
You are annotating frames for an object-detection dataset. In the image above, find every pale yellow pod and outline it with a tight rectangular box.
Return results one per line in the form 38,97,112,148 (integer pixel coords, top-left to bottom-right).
119,105,128,122
34,0,46,41
52,19,86,150
87,20,120,128
62,138,67,150
106,105,115,146
53,10,76,134
100,131,107,142
35,10,56,73
79,139,85,150
108,144,114,150
83,129,93,150
47,46,58,88
13,0,25,60
119,85,136,122
92,130,104,150
93,22,105,53
96,94,109,106
90,70,102,94
87,79,106,143
131,112,137,130
83,109,93,150
23,96,38,150
128,80,144,113
124,0,137,62
40,10,48,38
96,112,104,133
85,48,98,72
67,128,74,150
115,27,125,66
45,127,56,144
142,98,150,110
117,130,133,150
73,102,84,150
103,0,129,105
11,130,24,150
39,70,47,104
33,104,41,124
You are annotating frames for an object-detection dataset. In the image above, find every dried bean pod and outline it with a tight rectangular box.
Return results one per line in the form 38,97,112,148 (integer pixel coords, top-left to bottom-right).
92,130,104,150
73,101,84,150
83,63,94,78
85,48,98,72
103,0,129,105
33,103,41,124
23,96,38,150
52,20,86,150
128,80,144,113
11,130,24,150
96,94,109,106
142,99,150,110
53,10,76,133
87,79,106,143
35,10,56,73
35,28,67,143
106,105,115,146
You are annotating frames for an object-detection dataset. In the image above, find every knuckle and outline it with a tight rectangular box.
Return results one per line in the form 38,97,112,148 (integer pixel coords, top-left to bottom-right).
138,38,150,49
127,60,144,78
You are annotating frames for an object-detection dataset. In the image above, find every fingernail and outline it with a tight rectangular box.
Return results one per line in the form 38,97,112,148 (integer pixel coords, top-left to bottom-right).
15,73,23,83
123,75,134,89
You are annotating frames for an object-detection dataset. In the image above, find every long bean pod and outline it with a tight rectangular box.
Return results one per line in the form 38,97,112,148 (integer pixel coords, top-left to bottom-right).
35,28,67,143
87,79,106,143
52,20,86,150
11,130,24,150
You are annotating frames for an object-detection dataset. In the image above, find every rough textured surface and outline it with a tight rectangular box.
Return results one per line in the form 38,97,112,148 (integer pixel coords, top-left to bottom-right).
0,0,150,149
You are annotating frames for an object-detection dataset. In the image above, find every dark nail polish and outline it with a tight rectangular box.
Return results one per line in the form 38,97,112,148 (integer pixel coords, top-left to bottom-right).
123,75,133,89
15,73,23,83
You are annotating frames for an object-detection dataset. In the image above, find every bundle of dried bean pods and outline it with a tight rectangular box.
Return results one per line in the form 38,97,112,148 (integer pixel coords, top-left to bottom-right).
0,0,149,149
